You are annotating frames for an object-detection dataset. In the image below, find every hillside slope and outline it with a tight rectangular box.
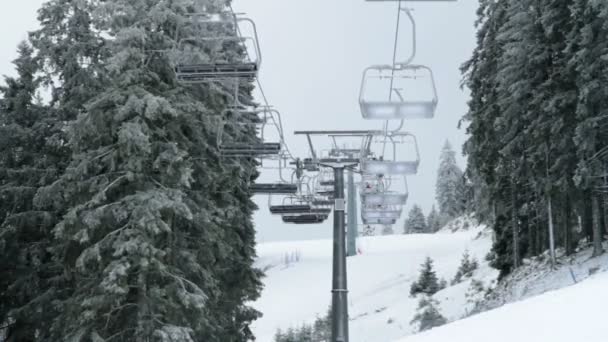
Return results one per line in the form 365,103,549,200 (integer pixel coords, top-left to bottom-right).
397,271,608,342
253,221,496,341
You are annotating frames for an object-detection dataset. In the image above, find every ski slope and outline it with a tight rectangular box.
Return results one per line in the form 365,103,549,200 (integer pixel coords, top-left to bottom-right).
398,271,608,342
253,221,497,341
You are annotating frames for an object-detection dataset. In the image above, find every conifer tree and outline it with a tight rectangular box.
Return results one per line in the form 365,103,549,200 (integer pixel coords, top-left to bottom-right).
382,225,395,235
459,0,607,276
426,205,442,233
31,0,261,340
410,257,440,297
568,0,608,257
404,205,427,234
0,41,64,341
452,250,479,285
410,296,447,332
436,140,465,222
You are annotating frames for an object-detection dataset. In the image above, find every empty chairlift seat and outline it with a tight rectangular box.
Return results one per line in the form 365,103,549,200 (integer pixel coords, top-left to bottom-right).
309,207,332,215
221,143,281,157
175,62,258,82
359,64,438,120
217,107,284,158
269,204,313,215
250,183,298,194
312,199,334,206
362,217,397,225
361,192,408,206
361,133,421,176
361,208,403,221
315,190,335,199
173,15,262,83
282,214,328,225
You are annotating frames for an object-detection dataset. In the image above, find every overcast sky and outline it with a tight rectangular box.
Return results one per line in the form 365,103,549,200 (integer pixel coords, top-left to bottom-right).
0,0,478,243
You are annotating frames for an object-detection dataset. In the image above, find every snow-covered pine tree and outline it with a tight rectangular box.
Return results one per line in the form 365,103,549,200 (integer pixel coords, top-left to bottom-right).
404,204,427,234
382,225,395,235
34,1,262,340
463,0,608,277
461,0,507,228
0,41,63,341
533,0,581,257
452,250,479,285
410,257,440,297
568,0,608,257
436,140,465,223
21,2,112,338
426,205,442,233
410,296,447,332
29,0,109,123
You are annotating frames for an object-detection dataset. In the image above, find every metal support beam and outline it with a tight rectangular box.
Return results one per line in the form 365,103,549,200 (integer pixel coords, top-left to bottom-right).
332,167,349,342
347,169,358,257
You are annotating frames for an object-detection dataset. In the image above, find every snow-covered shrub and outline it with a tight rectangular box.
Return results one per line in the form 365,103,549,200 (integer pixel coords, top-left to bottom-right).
410,257,441,297
410,296,447,332
452,250,479,285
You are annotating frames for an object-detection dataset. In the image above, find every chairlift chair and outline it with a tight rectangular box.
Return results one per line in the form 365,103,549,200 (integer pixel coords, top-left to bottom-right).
269,204,312,215
360,132,420,176
361,207,403,220
270,201,331,215
361,192,408,206
282,214,328,225
312,199,334,206
220,143,281,157
173,14,262,83
251,183,298,195
359,64,438,120
217,106,284,158
362,217,397,225
315,190,335,199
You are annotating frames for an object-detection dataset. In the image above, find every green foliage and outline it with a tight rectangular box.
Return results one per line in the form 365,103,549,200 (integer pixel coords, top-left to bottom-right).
410,257,441,297
462,0,608,276
436,140,466,222
404,204,427,234
452,250,479,285
410,296,447,333
275,307,331,342
0,41,66,341
426,205,442,233
1,0,263,340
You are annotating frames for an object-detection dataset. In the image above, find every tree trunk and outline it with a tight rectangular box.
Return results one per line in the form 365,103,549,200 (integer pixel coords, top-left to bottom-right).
592,195,604,257
604,161,608,236
598,197,606,239
137,272,150,342
535,196,542,256
564,196,573,255
527,213,534,258
547,195,556,268
582,193,594,242
511,182,519,268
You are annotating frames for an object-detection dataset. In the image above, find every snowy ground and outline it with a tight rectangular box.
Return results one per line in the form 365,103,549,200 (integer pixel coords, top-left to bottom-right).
397,271,608,342
481,242,608,311
252,219,497,341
